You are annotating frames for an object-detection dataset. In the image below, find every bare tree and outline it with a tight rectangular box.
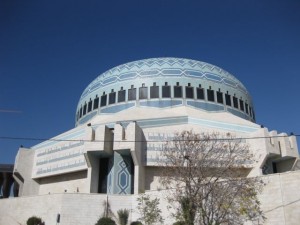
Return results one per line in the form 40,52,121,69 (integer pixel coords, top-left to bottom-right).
160,131,265,225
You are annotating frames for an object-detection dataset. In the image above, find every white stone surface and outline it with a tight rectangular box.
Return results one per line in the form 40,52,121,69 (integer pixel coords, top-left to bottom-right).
2,171,300,225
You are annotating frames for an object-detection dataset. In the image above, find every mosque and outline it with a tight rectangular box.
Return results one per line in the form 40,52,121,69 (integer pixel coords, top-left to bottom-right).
1,58,300,225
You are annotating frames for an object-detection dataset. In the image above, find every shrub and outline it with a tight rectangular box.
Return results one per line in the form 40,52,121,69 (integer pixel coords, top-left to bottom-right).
173,222,185,225
95,217,116,225
26,216,43,225
117,209,129,225
137,194,163,225
130,222,143,225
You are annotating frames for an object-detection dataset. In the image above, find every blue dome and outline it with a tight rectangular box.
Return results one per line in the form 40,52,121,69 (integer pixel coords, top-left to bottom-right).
76,57,255,126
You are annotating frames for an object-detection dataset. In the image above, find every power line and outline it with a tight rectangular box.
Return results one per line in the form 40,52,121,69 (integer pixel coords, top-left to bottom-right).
0,134,298,143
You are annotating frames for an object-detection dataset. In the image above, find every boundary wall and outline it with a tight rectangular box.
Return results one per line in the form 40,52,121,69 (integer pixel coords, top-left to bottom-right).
1,171,300,225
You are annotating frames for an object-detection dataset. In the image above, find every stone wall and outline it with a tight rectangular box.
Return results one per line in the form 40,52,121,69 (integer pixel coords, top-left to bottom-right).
260,171,300,225
0,193,134,225
1,171,300,225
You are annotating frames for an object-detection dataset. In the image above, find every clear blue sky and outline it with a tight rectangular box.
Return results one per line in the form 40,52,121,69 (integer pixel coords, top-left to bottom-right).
1,0,300,164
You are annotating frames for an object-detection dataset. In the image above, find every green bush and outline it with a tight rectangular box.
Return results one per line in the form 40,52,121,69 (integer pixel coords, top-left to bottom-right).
117,209,129,225
95,217,116,225
173,222,185,225
26,216,43,225
130,221,143,225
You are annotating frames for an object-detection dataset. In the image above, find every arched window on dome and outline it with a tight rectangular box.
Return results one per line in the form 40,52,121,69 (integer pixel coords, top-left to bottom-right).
139,83,148,100
109,89,116,105
233,95,238,109
128,85,136,101
101,92,107,107
217,89,223,104
196,85,205,100
245,102,249,114
83,102,87,115
174,82,182,98
79,106,82,118
239,99,244,111
225,92,231,106
150,82,159,99
207,86,215,102
88,99,92,112
93,95,99,109
162,82,171,98
118,87,126,103
185,83,194,99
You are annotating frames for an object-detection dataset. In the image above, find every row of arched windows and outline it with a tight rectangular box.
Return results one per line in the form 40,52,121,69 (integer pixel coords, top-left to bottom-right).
77,82,255,121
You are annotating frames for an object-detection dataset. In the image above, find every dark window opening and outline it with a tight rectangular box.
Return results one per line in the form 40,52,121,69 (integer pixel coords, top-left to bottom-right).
245,103,249,114
93,96,99,109
225,93,231,106
128,87,136,101
88,99,92,112
272,162,277,173
98,158,109,193
79,107,82,118
239,99,244,111
139,84,148,99
174,84,182,98
253,110,256,120
197,88,205,100
185,86,194,99
207,89,214,102
150,83,159,98
217,91,223,104
100,94,107,107
233,96,238,108
118,90,126,102
162,83,171,98
249,107,253,117
83,103,87,115
109,91,116,104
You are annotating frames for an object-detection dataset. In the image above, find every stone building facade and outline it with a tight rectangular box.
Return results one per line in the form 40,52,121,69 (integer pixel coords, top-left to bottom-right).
1,58,299,225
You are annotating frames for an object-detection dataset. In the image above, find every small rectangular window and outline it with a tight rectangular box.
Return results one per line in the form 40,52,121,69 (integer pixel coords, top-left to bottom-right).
150,85,159,98
217,92,223,104
185,86,194,99
207,89,214,102
196,88,205,100
79,107,82,118
233,96,238,108
101,95,107,107
225,94,231,106
174,86,182,98
88,100,92,112
162,85,171,98
128,88,136,101
118,90,126,102
245,103,249,114
139,86,148,99
249,107,253,117
109,92,116,104
239,99,244,111
83,103,87,115
93,97,99,109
